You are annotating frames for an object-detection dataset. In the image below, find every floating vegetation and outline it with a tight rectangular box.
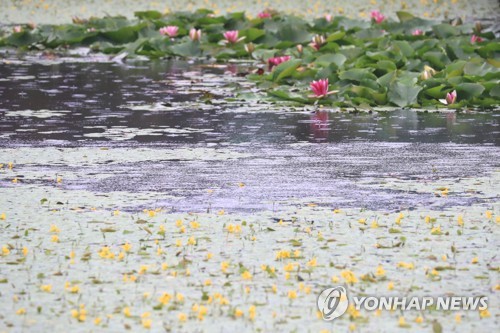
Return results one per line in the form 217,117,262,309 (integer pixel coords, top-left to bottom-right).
1,9,499,109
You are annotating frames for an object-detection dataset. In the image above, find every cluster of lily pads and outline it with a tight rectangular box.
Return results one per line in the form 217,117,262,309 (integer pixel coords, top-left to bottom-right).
1,8,499,108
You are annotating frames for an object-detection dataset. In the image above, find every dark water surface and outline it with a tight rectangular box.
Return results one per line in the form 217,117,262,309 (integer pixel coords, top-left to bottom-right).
0,59,499,212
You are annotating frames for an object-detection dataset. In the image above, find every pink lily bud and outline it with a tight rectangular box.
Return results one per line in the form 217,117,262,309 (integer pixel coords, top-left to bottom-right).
439,90,457,105
309,35,325,51
325,14,333,23
412,29,424,36
159,26,179,38
470,35,483,43
296,44,303,54
13,26,22,33
222,30,245,44
189,28,202,41
244,42,255,54
267,55,291,71
370,10,385,24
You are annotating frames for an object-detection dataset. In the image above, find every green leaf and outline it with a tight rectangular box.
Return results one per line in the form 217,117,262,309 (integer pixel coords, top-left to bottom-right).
388,82,422,107
396,11,416,22
134,11,163,20
170,41,201,57
454,83,485,100
339,68,377,82
272,59,302,82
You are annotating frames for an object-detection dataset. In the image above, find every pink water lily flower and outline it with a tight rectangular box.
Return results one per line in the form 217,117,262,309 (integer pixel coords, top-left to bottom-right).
159,26,179,38
371,10,385,24
258,11,272,19
189,28,202,41
13,26,22,33
439,90,457,105
309,78,338,98
470,35,483,43
325,14,333,23
267,56,291,70
222,30,245,44
412,29,424,36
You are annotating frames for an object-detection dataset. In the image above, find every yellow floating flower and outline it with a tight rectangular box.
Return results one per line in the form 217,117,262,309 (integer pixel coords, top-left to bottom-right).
341,270,358,284
50,224,60,233
122,243,132,252
241,270,252,280
187,236,196,245
415,315,424,323
40,284,52,292
307,257,317,267
123,307,132,317
288,290,297,299
2,245,10,256
16,308,26,315
375,265,385,276
0,213,6,220
388,281,394,290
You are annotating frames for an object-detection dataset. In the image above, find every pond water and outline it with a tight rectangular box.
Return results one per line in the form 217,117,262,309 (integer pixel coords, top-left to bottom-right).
0,59,499,213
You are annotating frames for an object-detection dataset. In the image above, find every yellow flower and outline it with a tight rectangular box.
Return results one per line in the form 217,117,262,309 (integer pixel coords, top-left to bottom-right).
275,250,291,260
442,255,447,261
138,265,148,274
175,219,183,227
40,284,52,292
388,281,394,290
141,312,151,318
142,319,152,328
333,209,341,214
113,210,120,216
221,261,230,273
234,308,244,317
49,224,60,233
179,225,186,233
472,257,479,264
248,305,256,320
2,245,10,256
288,290,297,299
158,293,172,305
190,221,200,229
293,250,301,257
424,215,431,223
347,304,360,318
176,293,184,303
307,257,317,267
16,308,26,315
398,316,407,327
332,276,339,283
348,323,356,331
371,220,379,228
12,178,18,183
341,270,358,284
204,279,212,286
479,309,491,318
218,210,225,215
485,211,493,219
415,315,424,323
161,263,168,270
94,317,102,325
178,312,187,322
122,243,132,252
397,262,415,270
69,285,80,294
0,213,6,220
283,262,296,272
375,265,385,276
457,215,464,226
272,284,277,293
241,270,252,280
431,226,442,235
187,236,196,245
123,307,132,317
175,239,183,247
51,235,59,243
358,218,366,225
22,247,28,256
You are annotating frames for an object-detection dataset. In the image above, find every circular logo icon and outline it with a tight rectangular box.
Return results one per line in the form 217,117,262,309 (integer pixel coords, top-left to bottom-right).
317,286,349,321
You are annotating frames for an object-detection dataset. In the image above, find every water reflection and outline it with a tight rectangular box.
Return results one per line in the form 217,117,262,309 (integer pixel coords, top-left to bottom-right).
0,60,498,145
